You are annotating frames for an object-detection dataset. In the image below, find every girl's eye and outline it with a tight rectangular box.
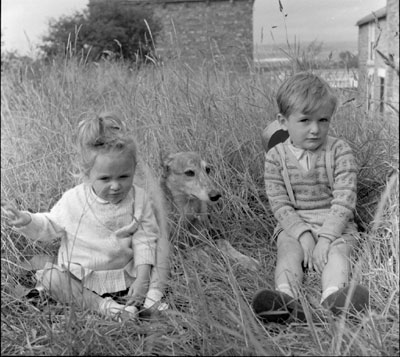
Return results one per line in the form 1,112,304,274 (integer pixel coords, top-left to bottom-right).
320,118,329,122
300,118,309,122
185,170,195,177
99,177,109,181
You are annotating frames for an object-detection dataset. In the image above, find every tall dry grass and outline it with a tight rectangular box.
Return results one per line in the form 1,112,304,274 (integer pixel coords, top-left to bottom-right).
1,55,398,355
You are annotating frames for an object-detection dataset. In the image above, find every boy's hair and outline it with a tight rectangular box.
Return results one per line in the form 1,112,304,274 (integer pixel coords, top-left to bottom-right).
276,72,338,117
75,112,137,179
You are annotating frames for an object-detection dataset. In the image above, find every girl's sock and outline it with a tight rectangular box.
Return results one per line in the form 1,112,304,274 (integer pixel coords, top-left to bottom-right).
144,288,169,311
143,288,163,309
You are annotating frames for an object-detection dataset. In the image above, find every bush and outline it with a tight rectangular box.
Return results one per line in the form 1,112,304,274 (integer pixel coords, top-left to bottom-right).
40,2,161,63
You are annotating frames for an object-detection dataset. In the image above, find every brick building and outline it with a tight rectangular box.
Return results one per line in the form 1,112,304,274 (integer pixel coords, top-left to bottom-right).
89,0,254,70
356,0,399,114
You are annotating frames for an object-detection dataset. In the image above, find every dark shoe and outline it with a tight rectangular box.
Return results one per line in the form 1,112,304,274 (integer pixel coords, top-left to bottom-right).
322,284,369,315
139,300,169,321
25,288,58,307
252,289,306,324
25,288,43,299
139,306,160,321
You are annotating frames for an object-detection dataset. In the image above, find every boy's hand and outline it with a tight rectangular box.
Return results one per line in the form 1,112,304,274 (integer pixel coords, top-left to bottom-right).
312,238,331,274
1,202,31,228
299,231,315,271
126,264,151,307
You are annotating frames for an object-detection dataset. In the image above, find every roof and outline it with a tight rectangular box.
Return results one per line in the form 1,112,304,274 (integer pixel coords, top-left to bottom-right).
356,6,386,26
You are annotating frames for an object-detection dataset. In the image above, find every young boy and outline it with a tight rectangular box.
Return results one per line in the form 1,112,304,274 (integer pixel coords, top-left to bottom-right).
253,72,369,323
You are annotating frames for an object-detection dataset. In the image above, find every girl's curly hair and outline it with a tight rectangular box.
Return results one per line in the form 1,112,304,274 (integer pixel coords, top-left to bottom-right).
74,112,137,180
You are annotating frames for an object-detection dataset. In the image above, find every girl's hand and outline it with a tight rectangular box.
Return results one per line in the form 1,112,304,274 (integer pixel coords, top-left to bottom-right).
312,237,331,274
299,231,316,271
1,202,31,228
127,277,150,307
126,264,151,307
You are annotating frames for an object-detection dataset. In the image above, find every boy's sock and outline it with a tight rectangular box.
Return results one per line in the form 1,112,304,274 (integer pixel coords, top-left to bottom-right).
99,297,138,319
276,284,297,299
321,286,339,304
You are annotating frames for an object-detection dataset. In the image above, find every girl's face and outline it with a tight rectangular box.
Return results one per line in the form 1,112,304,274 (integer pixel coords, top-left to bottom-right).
89,151,135,204
278,104,335,151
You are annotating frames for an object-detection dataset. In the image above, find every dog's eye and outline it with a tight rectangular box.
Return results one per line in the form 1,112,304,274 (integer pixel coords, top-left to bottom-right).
184,170,195,177
205,166,211,174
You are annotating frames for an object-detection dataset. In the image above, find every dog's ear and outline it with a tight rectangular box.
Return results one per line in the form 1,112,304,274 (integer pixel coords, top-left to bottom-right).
159,150,169,169
161,152,175,173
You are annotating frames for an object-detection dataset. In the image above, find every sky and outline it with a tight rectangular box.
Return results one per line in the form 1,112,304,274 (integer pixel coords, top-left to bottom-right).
254,0,386,46
1,0,387,57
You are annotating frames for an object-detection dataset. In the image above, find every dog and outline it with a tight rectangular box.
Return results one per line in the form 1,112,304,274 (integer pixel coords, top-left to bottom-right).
147,151,260,271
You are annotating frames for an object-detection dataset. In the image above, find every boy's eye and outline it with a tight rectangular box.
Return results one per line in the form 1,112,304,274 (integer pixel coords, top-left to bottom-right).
300,118,309,122
185,170,195,177
320,118,329,122
99,177,109,181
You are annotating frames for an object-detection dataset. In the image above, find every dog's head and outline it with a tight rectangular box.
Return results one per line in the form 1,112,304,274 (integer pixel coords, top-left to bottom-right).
162,152,221,203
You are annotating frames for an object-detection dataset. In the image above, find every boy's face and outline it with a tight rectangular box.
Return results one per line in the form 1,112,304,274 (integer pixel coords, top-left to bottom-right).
278,104,334,151
89,151,135,204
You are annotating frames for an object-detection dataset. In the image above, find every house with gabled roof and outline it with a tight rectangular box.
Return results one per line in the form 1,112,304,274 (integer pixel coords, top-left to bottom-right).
356,0,399,114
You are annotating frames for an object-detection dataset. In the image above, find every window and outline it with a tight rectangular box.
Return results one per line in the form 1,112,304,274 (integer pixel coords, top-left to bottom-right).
378,68,386,113
379,77,385,113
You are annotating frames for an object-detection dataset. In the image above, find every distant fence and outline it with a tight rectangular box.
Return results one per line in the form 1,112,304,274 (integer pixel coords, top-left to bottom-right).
254,62,358,89
316,69,358,88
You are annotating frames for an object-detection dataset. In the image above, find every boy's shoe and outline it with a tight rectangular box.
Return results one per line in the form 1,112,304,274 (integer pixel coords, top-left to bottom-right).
322,284,369,315
252,289,306,324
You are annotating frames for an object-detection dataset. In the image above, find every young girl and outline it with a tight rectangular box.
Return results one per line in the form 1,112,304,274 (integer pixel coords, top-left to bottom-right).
75,112,171,313
2,114,160,320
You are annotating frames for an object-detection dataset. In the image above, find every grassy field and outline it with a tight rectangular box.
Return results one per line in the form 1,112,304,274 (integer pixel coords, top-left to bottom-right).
1,56,399,356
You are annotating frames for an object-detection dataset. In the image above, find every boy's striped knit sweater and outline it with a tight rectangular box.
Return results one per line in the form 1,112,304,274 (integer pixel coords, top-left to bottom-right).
264,136,357,241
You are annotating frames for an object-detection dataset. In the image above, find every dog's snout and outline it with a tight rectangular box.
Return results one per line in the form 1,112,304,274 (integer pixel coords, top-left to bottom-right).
209,190,221,202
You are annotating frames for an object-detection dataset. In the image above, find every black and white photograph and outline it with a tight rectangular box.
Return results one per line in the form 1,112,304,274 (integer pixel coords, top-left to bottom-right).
1,0,398,355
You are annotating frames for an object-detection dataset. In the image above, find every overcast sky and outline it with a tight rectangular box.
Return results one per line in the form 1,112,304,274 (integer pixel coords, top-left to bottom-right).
254,0,386,45
1,0,386,56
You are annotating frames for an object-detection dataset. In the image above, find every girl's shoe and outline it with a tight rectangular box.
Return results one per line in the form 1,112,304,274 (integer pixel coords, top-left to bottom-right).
140,301,169,320
252,289,305,324
322,284,369,315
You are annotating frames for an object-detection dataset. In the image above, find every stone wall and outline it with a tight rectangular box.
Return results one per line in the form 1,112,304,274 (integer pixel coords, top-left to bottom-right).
90,0,254,70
